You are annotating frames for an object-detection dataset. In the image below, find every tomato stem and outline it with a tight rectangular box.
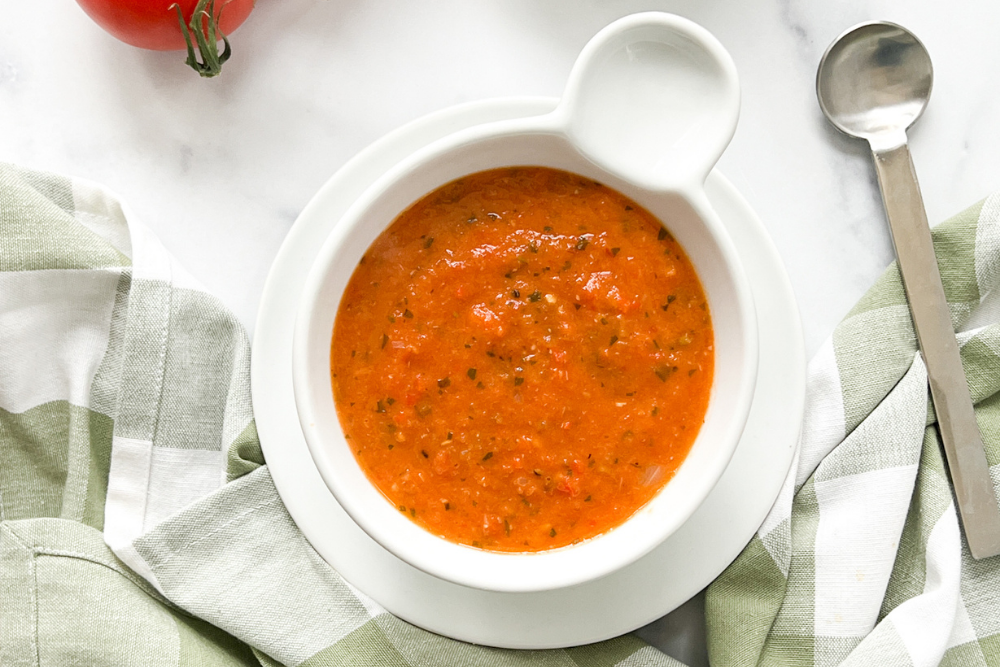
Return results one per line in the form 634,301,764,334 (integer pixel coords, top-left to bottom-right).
171,0,232,78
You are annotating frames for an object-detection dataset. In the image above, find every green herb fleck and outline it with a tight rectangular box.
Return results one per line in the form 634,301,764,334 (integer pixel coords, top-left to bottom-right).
467,368,477,380
438,377,451,389
482,451,494,461
421,450,429,458
550,528,557,537
658,227,668,240
575,236,590,251
381,333,389,349
528,290,542,303
376,400,386,413
424,237,435,249
654,365,673,382
512,289,520,298
403,309,414,319
609,335,618,346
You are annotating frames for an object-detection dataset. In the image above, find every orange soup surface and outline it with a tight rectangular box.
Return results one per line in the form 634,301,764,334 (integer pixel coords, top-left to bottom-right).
332,167,713,552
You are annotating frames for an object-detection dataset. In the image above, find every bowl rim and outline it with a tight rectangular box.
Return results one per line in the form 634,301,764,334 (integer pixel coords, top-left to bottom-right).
291,116,758,593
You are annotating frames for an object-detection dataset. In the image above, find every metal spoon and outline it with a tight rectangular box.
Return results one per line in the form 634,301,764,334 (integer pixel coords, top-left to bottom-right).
818,22,1000,559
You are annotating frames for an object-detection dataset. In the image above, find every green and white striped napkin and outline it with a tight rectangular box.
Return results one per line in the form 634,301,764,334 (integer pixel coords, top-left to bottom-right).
1,162,998,667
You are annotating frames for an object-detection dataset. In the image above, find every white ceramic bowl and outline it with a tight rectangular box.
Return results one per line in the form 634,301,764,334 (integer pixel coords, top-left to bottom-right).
293,13,758,593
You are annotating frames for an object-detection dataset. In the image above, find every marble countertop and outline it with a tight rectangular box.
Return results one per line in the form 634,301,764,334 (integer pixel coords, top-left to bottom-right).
4,0,998,663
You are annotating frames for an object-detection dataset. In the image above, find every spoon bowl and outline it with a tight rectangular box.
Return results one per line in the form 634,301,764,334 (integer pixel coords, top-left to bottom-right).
816,22,932,144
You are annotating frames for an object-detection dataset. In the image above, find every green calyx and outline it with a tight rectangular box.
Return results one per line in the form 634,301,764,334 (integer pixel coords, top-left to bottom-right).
171,0,232,78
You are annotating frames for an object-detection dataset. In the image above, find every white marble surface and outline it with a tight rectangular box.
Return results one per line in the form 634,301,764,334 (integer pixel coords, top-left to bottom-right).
4,0,1000,663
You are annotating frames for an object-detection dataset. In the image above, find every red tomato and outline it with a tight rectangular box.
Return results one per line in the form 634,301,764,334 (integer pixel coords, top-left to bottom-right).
76,0,254,52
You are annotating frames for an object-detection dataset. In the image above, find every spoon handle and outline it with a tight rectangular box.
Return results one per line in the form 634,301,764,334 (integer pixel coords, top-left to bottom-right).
871,141,1000,559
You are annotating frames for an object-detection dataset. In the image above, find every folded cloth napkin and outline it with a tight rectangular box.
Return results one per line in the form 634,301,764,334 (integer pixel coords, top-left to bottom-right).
0,162,997,667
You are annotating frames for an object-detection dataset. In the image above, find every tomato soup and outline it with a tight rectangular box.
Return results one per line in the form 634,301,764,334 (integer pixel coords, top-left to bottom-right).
331,167,713,552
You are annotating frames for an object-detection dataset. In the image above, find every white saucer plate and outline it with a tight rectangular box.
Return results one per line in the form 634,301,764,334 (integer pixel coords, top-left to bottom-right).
251,97,806,650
